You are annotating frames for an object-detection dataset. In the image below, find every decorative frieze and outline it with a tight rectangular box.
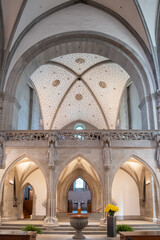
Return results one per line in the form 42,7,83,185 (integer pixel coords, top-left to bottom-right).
3,130,155,142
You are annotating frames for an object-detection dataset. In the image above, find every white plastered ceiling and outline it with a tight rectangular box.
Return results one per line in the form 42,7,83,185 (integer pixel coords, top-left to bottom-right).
6,3,151,83
2,0,152,50
30,53,129,130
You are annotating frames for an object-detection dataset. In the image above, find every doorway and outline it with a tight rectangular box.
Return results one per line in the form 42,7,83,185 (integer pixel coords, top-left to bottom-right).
68,178,91,213
23,184,33,218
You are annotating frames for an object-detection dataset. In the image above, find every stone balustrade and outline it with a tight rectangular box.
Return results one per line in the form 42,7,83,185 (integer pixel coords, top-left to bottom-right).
0,129,158,142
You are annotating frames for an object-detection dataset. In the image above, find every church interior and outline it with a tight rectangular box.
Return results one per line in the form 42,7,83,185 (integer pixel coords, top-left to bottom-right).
0,0,160,239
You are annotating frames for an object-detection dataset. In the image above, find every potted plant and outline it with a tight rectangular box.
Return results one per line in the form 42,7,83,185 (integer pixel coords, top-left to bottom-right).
22,224,42,235
116,224,133,233
105,203,119,237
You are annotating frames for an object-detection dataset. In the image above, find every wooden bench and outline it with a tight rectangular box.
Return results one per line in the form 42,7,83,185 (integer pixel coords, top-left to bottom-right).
120,231,160,240
0,231,36,240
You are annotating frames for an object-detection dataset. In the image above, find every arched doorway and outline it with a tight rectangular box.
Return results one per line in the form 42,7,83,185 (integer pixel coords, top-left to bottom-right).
57,157,102,220
23,184,34,218
112,158,159,221
1,156,47,221
68,177,91,213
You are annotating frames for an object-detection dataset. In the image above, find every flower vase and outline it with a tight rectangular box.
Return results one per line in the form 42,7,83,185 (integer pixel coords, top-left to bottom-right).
107,215,116,237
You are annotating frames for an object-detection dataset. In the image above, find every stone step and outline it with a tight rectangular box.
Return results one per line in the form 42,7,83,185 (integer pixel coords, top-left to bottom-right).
42,231,107,235
0,227,106,232
0,226,105,231
129,224,159,227
0,223,159,235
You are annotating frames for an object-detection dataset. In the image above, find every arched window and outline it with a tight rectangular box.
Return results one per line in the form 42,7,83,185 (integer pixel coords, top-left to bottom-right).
74,123,85,130
74,178,84,189
74,123,85,140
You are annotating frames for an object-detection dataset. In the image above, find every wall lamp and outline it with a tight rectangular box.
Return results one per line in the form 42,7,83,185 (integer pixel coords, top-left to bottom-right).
9,180,14,185
146,180,150,185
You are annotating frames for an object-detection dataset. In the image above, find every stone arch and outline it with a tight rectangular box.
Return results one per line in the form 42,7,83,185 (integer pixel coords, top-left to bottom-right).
0,153,49,219
57,168,101,213
155,1,160,87
4,31,157,129
110,154,160,220
55,153,103,188
110,154,159,190
56,157,102,216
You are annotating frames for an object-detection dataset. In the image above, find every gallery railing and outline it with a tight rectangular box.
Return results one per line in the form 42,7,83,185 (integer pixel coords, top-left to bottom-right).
0,129,158,142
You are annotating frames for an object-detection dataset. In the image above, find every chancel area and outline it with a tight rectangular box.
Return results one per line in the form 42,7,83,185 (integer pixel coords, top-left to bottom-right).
0,0,160,234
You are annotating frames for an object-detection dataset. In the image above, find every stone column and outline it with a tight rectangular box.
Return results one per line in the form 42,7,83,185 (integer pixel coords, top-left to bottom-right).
100,136,111,225
0,134,6,168
0,92,20,130
157,91,160,129
100,167,110,225
151,176,157,222
43,166,58,227
155,135,160,169
139,93,157,129
157,183,160,226
43,134,58,228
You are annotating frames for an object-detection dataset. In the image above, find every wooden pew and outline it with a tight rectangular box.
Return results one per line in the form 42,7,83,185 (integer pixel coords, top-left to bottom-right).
0,231,36,240
120,231,160,240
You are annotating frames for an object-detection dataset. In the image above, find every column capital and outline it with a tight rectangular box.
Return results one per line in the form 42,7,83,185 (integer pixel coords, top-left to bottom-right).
139,93,156,110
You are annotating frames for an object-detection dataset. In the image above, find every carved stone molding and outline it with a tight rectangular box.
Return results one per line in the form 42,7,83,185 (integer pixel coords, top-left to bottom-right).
1,130,157,142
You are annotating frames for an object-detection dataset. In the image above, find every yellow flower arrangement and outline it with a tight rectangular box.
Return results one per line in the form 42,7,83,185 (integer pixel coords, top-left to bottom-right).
105,203,119,216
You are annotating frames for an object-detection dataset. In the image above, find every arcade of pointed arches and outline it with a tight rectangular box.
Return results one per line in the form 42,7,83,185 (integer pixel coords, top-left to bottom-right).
0,151,159,222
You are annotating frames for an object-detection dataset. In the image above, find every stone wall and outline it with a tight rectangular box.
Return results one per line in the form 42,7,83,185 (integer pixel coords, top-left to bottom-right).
0,130,159,222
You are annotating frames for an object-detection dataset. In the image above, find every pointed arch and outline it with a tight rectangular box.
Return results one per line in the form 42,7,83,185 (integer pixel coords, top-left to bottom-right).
55,153,103,187
111,154,159,220
0,153,49,214
19,182,35,219
56,156,103,214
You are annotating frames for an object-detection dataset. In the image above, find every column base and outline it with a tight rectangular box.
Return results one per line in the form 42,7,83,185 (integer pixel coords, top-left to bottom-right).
100,218,106,226
43,217,58,228
153,217,157,223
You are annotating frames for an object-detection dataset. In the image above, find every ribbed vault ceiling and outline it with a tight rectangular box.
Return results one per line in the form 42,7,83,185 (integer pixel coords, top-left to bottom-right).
58,158,100,183
30,53,129,130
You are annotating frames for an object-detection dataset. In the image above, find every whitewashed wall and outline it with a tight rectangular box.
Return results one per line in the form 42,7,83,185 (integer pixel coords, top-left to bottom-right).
23,169,47,216
112,169,140,216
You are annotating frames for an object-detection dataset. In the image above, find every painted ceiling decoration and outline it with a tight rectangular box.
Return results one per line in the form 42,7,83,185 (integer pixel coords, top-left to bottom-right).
31,53,129,130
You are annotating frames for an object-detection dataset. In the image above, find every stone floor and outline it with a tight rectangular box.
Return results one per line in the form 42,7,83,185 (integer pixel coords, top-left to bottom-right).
37,236,120,240
1,219,159,240
3,219,156,225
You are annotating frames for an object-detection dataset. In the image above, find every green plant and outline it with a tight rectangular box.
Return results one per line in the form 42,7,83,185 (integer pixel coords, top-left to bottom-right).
116,224,133,233
22,224,42,234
